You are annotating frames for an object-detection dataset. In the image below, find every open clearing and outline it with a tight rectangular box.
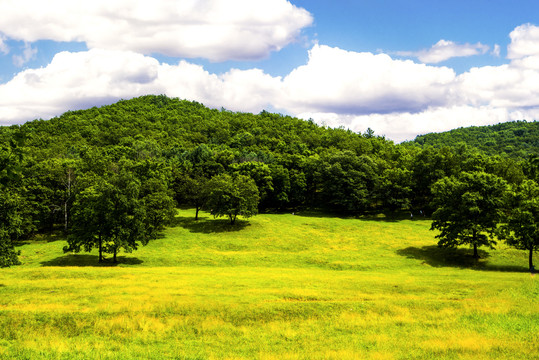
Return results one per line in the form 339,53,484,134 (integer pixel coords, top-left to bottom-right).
1,209,538,359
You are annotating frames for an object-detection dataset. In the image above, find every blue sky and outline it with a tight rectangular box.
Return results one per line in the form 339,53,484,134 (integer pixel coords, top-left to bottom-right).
1,0,539,142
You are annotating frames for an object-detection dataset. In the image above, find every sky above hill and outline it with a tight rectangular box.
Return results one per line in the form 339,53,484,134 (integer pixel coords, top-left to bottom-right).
1,0,539,142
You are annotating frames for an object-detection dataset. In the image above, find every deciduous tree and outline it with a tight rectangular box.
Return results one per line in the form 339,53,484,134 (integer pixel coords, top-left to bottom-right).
0,130,28,267
498,180,539,271
431,171,508,259
206,173,259,224
65,159,175,263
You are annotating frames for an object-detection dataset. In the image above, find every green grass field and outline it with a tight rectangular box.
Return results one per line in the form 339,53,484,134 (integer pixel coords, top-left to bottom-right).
1,209,538,359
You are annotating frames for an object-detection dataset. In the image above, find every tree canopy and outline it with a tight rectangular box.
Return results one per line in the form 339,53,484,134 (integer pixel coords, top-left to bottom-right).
65,158,175,263
410,120,539,159
430,172,508,259
498,180,539,271
206,173,260,224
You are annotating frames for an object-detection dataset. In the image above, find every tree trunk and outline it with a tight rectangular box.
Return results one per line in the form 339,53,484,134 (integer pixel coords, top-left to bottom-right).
472,230,480,259
98,234,103,263
113,247,117,264
473,243,479,259
64,201,68,231
195,205,199,221
64,169,72,231
530,248,534,272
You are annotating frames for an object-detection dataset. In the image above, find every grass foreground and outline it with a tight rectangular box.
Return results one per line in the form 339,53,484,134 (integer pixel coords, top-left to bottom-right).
1,209,538,359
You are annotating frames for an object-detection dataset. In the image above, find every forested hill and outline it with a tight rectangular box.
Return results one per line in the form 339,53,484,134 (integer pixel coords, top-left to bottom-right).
13,94,387,157
1,94,399,218
2,95,539,266
410,120,539,159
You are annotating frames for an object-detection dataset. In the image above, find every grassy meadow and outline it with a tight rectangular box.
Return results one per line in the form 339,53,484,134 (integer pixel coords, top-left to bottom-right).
1,209,538,359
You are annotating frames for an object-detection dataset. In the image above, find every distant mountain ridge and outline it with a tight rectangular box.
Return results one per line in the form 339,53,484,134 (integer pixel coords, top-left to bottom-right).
409,120,539,159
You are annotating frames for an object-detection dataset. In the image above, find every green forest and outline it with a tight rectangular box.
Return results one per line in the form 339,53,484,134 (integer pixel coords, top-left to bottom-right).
1,95,538,269
411,120,539,158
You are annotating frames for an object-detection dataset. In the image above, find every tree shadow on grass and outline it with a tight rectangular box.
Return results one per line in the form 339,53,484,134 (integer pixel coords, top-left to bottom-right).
397,245,529,273
14,231,67,247
36,232,67,243
171,216,251,234
294,210,424,222
291,210,351,219
40,254,143,267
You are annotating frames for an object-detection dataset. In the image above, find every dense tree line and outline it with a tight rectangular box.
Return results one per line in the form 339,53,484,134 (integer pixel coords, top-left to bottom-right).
410,120,539,159
0,95,537,268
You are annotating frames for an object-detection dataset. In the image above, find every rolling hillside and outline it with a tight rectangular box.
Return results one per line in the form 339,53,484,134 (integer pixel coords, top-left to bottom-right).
410,120,539,159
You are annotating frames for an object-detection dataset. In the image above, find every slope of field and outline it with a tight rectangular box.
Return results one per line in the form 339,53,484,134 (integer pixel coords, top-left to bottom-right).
1,210,538,359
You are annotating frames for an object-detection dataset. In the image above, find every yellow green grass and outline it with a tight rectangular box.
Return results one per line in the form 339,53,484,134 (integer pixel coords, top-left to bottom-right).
1,209,538,359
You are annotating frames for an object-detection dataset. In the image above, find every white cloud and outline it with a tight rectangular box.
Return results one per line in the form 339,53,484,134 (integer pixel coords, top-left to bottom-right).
457,41,539,110
12,42,37,67
283,33,539,142
278,45,456,115
398,40,489,63
0,0,312,62
158,62,281,113
297,106,514,143
507,23,539,59
0,49,280,124
0,49,163,123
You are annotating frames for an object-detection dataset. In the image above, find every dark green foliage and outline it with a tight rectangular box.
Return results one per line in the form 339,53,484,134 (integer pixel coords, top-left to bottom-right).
430,172,508,259
266,164,291,209
410,120,539,159
524,154,539,182
0,188,23,267
230,161,273,205
0,128,30,267
172,171,209,220
378,167,412,212
206,174,260,224
498,180,539,271
314,151,379,213
65,158,175,263
408,144,523,212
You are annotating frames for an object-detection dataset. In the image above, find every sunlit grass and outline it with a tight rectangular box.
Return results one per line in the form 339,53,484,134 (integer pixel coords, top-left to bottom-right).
0,209,538,359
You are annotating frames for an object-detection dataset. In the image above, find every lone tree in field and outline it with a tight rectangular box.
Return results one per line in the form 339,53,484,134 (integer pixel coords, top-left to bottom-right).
65,159,175,263
498,179,539,272
206,173,259,224
430,171,508,259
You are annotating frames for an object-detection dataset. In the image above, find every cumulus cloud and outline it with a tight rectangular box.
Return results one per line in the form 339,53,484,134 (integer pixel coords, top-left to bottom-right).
0,0,312,62
279,45,456,114
397,40,489,63
297,106,513,143
157,62,281,113
456,64,539,108
507,23,539,59
0,49,280,124
0,49,163,122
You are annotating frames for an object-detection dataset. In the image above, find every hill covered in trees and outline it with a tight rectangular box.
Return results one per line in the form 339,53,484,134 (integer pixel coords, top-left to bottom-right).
1,95,537,266
410,120,539,158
